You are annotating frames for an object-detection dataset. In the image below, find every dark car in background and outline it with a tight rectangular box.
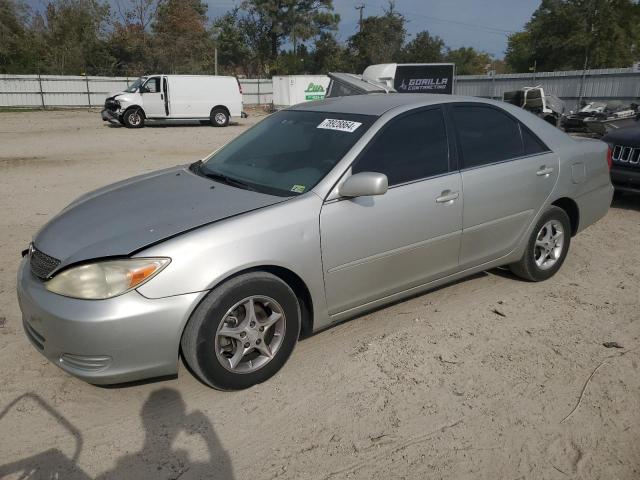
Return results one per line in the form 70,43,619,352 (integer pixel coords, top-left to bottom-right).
603,128,640,194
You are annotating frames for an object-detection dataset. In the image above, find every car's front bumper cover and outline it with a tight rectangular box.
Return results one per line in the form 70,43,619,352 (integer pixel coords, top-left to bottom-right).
17,258,203,385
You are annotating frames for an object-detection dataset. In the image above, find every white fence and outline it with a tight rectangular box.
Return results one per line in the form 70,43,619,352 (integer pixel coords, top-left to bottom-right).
0,74,273,108
3,68,640,110
455,67,640,110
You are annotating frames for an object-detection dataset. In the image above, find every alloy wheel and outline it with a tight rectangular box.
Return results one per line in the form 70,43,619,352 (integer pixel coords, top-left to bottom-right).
534,219,564,270
215,296,286,373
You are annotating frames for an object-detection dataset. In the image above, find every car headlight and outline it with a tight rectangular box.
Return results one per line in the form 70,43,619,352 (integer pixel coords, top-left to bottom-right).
45,258,170,299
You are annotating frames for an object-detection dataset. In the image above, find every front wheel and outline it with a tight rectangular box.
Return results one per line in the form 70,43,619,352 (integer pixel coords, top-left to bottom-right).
509,206,571,281
122,108,144,128
181,272,301,390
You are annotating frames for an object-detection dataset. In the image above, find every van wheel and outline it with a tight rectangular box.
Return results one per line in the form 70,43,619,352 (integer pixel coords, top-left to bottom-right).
210,108,229,127
181,272,301,390
123,108,144,128
509,206,571,281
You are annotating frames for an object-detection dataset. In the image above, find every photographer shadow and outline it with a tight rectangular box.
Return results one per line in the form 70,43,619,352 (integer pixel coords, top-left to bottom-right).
0,388,233,480
98,387,234,479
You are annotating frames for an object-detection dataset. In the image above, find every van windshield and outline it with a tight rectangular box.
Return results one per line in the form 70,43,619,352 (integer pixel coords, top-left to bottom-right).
124,77,146,93
199,110,376,196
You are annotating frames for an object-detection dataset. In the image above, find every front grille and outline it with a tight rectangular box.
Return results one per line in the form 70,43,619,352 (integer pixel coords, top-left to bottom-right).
30,247,61,279
612,145,640,167
104,98,120,112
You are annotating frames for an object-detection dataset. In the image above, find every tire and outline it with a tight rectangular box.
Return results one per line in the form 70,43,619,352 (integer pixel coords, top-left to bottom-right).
509,206,571,282
210,107,229,127
122,108,145,128
181,272,301,390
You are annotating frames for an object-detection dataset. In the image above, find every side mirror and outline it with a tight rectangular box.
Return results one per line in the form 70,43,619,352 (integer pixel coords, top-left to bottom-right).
139,85,149,94
339,172,388,198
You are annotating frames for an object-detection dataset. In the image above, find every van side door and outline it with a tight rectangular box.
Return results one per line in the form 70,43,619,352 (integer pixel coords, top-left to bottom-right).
140,76,167,118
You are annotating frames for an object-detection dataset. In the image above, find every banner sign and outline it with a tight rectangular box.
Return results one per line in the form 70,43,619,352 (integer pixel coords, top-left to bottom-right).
393,64,455,94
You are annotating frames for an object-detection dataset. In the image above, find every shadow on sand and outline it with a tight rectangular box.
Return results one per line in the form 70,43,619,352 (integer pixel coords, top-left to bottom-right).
0,388,233,479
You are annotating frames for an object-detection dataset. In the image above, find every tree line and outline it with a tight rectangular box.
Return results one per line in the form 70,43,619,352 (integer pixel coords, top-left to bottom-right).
2,0,640,78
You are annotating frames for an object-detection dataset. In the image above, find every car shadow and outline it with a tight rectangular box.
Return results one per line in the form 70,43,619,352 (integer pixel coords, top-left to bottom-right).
0,389,234,479
611,192,640,212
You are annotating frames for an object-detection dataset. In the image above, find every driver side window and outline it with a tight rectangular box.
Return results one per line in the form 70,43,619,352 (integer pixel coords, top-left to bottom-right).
143,77,161,93
352,108,450,186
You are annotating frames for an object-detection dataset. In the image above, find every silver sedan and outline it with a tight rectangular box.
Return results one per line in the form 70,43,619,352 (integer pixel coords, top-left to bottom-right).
17,94,613,390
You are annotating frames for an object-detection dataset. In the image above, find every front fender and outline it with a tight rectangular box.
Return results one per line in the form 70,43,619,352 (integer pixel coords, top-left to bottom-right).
135,193,330,329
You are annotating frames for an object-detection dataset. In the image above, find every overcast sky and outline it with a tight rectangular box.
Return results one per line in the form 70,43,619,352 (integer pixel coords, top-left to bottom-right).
26,0,541,58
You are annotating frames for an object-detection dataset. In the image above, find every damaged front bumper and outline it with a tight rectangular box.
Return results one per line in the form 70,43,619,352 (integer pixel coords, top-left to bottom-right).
101,108,121,125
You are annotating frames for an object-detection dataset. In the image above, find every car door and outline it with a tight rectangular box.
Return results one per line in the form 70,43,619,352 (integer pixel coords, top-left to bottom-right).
141,76,166,118
449,103,559,268
320,107,463,315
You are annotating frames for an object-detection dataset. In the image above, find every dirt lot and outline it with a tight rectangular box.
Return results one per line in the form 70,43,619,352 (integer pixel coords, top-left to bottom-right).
1,110,639,480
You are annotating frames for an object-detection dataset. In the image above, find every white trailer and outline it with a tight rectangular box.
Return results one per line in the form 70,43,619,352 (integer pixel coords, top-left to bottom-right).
272,75,330,109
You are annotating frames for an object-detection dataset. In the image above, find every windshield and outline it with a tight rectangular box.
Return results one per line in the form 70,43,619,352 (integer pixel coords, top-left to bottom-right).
124,77,146,93
199,110,376,196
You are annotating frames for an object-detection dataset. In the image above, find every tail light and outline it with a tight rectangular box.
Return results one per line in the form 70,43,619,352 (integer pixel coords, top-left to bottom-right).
606,146,613,169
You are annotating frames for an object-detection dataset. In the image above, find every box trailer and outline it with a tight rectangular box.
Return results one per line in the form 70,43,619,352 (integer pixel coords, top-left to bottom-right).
272,75,330,109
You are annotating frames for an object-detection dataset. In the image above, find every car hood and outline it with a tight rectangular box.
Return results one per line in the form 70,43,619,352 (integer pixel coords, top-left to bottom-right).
602,126,640,148
33,165,287,270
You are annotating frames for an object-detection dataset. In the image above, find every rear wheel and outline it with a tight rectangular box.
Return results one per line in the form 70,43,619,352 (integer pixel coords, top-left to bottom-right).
210,107,229,127
181,272,301,390
123,108,144,128
510,206,571,281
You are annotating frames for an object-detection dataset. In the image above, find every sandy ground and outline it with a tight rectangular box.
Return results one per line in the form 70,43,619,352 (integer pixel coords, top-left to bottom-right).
1,110,639,480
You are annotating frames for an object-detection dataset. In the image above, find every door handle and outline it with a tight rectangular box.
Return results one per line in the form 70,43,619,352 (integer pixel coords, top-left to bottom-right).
536,166,554,176
435,190,459,204
160,93,164,100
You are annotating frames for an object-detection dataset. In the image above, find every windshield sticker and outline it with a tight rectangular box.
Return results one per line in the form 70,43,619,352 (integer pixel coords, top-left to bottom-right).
291,184,306,193
317,118,362,133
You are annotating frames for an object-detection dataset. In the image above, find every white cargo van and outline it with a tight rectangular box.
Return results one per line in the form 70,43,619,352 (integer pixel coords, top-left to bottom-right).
101,75,244,128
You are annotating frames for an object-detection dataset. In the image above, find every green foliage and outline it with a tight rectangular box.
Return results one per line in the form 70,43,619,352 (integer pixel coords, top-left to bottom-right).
0,0,43,73
346,8,406,72
3,0,563,77
506,0,640,72
401,31,445,63
240,0,339,60
152,0,213,73
445,47,492,75
42,0,114,74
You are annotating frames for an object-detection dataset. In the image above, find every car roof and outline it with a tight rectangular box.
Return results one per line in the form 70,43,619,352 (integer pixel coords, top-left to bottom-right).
289,93,491,116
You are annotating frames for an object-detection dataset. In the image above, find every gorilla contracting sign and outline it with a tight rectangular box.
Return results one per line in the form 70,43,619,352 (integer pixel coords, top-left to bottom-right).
394,64,455,94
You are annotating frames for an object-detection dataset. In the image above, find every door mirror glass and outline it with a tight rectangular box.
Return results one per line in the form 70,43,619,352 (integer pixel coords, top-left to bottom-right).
139,85,149,94
339,172,388,198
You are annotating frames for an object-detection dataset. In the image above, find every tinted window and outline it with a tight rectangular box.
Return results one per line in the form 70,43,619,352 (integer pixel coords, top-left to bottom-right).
353,108,449,186
200,110,375,196
521,125,549,155
452,105,524,168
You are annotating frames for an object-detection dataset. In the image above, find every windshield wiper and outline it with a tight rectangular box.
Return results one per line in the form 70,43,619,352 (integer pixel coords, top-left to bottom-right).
202,169,255,191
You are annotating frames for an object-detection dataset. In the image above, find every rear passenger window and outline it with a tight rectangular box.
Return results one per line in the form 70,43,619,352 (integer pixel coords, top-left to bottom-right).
452,105,524,168
353,108,449,186
521,125,549,155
